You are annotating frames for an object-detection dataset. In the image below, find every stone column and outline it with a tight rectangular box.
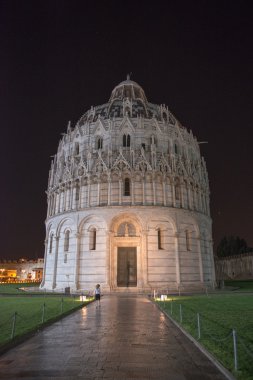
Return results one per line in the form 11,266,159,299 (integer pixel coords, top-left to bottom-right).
40,239,48,287
87,179,91,207
97,180,101,206
163,180,166,206
172,179,176,207
119,179,122,205
74,232,81,290
131,178,135,205
180,180,184,208
106,231,113,290
197,235,204,283
56,191,61,213
70,183,74,210
141,230,149,288
52,236,60,289
63,186,67,212
142,177,145,205
174,232,181,285
108,179,111,206
80,182,85,208
152,175,156,205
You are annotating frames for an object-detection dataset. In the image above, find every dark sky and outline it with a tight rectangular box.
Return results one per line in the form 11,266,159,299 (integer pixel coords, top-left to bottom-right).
1,0,253,259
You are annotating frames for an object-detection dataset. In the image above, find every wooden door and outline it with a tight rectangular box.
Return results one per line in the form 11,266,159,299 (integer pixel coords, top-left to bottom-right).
117,247,137,287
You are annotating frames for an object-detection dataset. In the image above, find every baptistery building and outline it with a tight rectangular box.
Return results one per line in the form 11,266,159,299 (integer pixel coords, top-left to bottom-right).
40,77,215,293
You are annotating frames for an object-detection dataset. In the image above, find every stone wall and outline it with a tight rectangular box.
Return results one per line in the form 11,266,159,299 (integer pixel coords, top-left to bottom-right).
215,252,253,280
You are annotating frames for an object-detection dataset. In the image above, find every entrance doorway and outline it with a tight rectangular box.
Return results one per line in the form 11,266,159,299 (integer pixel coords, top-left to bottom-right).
117,247,137,287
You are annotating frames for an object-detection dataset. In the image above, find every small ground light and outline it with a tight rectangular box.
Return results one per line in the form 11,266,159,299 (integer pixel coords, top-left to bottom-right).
79,295,87,301
161,295,167,301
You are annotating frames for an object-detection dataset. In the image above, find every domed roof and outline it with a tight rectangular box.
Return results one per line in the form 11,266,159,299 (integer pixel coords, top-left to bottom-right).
109,75,148,104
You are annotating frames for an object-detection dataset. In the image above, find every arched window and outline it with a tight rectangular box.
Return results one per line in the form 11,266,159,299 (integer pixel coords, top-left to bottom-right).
175,183,180,201
89,228,96,250
174,143,178,154
124,178,130,196
97,137,103,150
49,234,53,253
123,134,131,147
75,143,79,155
64,230,70,252
157,228,164,249
186,230,191,251
75,186,80,201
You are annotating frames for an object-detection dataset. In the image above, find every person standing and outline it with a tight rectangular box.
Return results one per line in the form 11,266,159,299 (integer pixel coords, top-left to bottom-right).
94,284,101,308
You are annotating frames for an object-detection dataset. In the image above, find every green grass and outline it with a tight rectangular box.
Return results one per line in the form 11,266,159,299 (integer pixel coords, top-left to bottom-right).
225,280,253,291
157,294,253,380
0,295,93,349
0,282,41,294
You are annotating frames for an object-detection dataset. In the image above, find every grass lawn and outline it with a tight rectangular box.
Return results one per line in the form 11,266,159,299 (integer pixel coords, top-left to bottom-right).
0,295,93,349
225,280,253,291
0,282,41,294
157,293,253,380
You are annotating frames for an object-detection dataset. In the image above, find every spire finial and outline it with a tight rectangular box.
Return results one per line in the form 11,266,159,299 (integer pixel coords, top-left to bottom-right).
126,72,132,81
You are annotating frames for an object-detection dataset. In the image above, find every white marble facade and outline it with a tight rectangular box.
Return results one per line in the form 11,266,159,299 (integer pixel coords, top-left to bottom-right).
40,77,215,293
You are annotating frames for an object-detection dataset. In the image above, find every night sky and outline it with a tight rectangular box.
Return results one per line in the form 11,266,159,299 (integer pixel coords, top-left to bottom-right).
1,0,253,260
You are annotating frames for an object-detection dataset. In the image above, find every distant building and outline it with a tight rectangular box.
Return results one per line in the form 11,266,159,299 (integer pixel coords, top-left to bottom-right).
41,77,215,293
0,258,44,282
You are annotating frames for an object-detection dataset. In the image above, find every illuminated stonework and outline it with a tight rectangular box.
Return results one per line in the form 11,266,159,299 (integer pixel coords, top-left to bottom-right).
41,78,215,293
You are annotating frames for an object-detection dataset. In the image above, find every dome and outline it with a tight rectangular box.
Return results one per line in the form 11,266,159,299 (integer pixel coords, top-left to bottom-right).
109,75,148,104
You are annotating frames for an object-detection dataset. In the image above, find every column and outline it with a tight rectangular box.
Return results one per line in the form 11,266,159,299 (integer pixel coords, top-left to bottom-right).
97,181,101,206
74,233,81,290
63,186,67,212
70,182,74,209
163,180,166,206
119,179,122,205
141,230,148,288
174,232,181,285
81,182,85,208
172,179,176,207
108,179,111,205
197,235,204,283
87,180,91,207
180,180,184,208
52,236,60,289
187,184,192,210
131,178,135,205
152,176,156,205
142,178,145,205
40,239,48,287
106,231,112,290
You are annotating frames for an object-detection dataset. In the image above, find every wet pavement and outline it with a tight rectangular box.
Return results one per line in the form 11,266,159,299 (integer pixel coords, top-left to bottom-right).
0,295,229,380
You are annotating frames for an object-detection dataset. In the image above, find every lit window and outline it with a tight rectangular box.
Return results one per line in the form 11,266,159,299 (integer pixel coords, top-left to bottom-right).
124,178,130,196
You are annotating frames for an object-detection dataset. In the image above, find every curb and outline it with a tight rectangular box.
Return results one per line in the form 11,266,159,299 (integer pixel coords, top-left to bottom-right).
154,301,237,380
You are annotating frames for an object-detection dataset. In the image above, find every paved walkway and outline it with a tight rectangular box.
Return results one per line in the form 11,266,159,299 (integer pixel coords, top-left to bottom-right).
0,295,228,380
